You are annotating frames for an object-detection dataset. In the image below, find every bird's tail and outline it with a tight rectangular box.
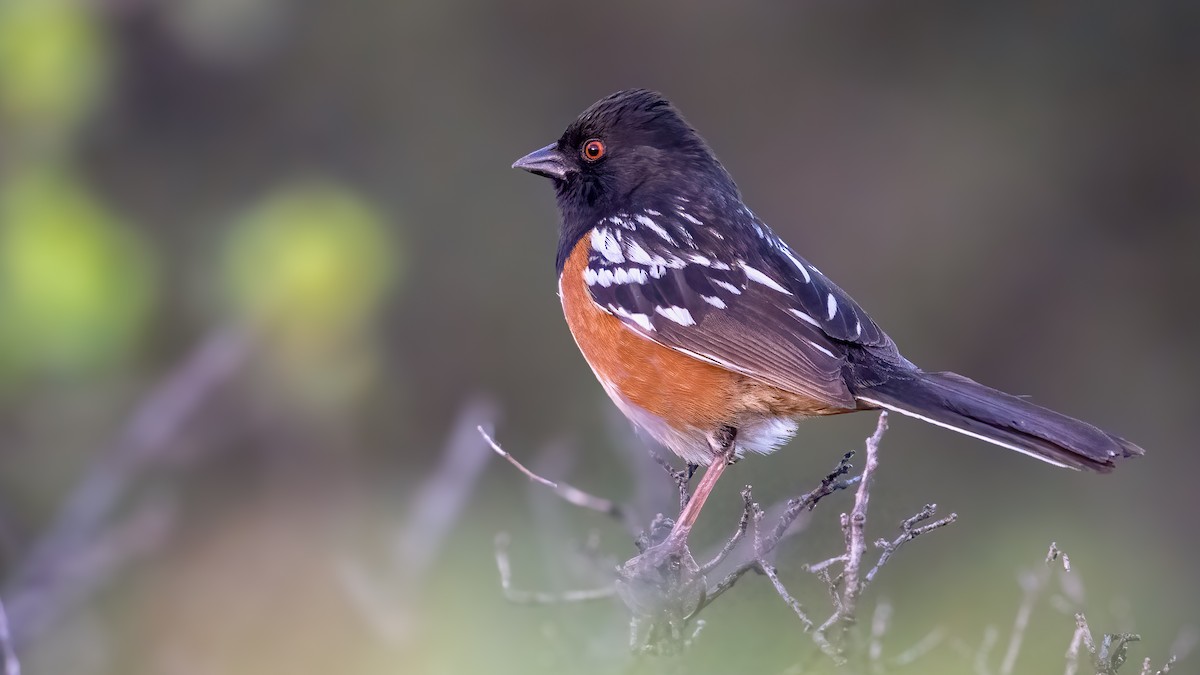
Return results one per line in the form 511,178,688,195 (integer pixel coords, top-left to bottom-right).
855,371,1144,472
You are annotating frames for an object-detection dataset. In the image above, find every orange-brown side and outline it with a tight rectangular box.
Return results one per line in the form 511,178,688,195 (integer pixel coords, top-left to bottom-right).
559,236,845,435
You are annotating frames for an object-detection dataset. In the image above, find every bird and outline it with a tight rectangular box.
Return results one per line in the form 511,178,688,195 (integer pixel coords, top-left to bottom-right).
513,89,1142,548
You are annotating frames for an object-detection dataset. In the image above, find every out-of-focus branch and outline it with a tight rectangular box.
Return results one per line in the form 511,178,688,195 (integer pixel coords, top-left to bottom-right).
493,533,615,604
397,399,497,578
0,596,18,675
340,398,497,644
3,328,251,649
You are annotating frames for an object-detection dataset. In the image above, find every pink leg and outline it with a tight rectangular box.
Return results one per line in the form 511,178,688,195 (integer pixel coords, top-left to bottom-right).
661,454,731,550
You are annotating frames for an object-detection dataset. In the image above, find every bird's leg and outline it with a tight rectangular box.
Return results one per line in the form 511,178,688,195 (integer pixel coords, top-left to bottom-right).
660,426,737,552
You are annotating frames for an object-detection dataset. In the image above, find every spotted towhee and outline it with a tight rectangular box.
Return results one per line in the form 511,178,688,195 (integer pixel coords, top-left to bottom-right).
514,89,1142,545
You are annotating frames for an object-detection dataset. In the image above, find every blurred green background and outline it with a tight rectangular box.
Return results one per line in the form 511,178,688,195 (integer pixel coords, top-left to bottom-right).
0,1,1196,673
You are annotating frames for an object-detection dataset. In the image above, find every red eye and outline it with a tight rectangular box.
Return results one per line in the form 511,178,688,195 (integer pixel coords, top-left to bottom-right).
582,139,605,162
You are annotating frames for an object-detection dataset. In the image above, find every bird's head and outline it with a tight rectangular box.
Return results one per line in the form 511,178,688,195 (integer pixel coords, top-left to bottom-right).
513,89,737,225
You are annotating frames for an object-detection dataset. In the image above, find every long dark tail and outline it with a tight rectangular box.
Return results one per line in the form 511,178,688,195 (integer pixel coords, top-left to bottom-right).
854,371,1144,472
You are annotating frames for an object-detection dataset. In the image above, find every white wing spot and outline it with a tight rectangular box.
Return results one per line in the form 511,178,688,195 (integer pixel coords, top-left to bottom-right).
713,280,743,295
780,246,812,283
741,263,793,295
608,215,635,230
625,239,655,265
610,305,655,332
591,228,624,263
678,211,702,225
788,308,821,327
634,214,676,244
655,305,696,326
854,320,862,338
701,295,727,309
645,208,661,216
826,293,838,320
805,338,837,359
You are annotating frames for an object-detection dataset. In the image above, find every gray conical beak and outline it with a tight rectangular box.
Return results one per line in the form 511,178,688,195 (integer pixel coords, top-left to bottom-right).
512,143,570,181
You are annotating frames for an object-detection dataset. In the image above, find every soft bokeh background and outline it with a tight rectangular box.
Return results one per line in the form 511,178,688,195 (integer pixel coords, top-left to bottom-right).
0,1,1196,673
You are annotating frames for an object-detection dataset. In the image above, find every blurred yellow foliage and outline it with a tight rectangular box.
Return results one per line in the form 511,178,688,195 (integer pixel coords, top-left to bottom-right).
0,0,109,133
221,181,400,343
0,169,154,378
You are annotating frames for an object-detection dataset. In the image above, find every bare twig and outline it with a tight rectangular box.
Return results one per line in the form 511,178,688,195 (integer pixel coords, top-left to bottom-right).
864,504,958,586
489,408,962,665
1065,621,1088,675
751,502,813,630
812,411,888,663
653,455,696,514
494,533,615,604
480,427,636,532
696,449,862,613
763,450,859,554
698,486,753,575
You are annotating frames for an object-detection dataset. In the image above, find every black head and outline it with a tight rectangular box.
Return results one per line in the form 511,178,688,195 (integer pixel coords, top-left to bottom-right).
513,90,739,267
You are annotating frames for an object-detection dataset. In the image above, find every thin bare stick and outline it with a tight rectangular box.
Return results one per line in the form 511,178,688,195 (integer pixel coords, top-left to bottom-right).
842,412,887,614
696,449,861,613
1075,613,1098,658
1064,623,1087,675
480,427,629,526
812,412,888,662
698,486,753,575
752,503,813,630
764,451,859,552
494,533,615,604
653,455,696,514
864,505,958,585
0,596,18,675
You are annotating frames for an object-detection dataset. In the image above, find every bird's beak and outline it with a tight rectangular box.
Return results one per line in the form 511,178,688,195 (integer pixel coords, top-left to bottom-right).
512,143,570,181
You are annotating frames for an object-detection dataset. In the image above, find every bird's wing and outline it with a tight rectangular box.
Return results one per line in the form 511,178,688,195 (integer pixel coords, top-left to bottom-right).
582,201,901,408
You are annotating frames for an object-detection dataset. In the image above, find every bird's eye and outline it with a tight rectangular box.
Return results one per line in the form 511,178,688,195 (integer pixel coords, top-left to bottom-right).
582,139,605,162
